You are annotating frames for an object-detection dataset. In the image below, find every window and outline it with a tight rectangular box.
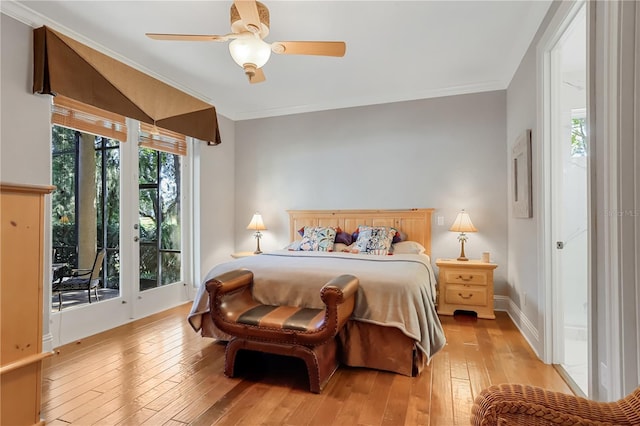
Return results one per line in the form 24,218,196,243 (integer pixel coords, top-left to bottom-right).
571,116,587,157
51,96,126,309
51,129,122,292
138,123,185,290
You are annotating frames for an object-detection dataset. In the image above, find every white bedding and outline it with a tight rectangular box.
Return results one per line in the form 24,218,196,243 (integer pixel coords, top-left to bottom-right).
188,250,446,361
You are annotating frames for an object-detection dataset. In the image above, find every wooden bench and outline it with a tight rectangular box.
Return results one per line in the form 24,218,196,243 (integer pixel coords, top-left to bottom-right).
206,269,359,393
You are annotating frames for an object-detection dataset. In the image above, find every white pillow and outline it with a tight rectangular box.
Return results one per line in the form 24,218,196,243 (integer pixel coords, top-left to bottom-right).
391,241,426,255
332,242,350,252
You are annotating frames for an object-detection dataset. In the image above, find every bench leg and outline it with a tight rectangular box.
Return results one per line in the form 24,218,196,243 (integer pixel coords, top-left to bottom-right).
224,338,243,378
223,337,339,394
305,338,339,393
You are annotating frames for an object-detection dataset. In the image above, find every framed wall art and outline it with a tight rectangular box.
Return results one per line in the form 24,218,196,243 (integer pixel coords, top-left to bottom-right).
512,129,533,218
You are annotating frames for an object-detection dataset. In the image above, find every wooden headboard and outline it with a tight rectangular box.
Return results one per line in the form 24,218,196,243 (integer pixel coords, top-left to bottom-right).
287,209,434,257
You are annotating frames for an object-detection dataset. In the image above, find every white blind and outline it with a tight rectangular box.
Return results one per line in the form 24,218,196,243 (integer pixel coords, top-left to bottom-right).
139,122,187,156
52,95,127,141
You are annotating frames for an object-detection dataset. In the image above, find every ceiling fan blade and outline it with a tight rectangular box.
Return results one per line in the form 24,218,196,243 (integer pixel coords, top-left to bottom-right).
146,33,228,42
249,67,266,84
271,41,346,57
233,0,262,34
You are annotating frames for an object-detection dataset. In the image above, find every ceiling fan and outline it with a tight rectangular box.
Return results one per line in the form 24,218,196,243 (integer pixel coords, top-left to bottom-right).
146,0,346,84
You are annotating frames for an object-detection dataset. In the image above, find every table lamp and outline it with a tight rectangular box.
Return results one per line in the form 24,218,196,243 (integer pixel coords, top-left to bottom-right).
449,210,477,261
247,212,267,254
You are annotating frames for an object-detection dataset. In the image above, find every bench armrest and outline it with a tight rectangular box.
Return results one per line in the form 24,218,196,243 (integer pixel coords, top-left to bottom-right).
320,274,359,305
206,269,253,295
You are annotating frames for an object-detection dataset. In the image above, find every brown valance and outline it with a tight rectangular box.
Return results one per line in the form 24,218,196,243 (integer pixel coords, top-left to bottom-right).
33,26,221,145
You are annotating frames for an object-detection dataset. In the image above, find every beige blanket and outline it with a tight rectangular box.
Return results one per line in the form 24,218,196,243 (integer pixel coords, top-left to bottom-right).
188,250,446,361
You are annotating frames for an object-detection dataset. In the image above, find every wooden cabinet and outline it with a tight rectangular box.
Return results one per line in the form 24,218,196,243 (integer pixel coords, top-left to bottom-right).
1,183,54,426
436,258,497,319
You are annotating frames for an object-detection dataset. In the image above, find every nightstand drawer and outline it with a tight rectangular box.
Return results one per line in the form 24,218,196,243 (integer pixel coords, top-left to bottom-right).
444,269,488,285
444,285,487,306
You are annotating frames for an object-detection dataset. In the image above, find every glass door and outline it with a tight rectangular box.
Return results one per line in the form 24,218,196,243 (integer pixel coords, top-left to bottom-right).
138,146,182,291
50,112,191,346
127,123,191,320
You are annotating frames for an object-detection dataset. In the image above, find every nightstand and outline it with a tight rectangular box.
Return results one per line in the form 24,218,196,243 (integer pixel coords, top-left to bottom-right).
436,258,498,319
231,251,257,259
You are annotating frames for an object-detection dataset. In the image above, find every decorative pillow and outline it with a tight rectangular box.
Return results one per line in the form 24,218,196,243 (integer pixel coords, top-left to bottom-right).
298,226,337,252
285,240,302,251
300,226,352,246
392,229,407,244
390,241,425,255
353,227,402,245
351,225,397,255
334,230,353,245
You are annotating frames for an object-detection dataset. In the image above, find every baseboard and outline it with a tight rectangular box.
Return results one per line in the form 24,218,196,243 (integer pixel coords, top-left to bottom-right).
42,332,54,353
494,295,543,360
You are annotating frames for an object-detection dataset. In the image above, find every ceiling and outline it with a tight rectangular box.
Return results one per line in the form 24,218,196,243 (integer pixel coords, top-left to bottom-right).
3,1,552,121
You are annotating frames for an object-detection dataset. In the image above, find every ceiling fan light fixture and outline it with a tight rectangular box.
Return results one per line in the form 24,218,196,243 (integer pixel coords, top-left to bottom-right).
229,37,271,69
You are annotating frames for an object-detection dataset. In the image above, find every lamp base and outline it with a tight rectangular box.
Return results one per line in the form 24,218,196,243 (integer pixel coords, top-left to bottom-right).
254,232,263,254
457,238,469,261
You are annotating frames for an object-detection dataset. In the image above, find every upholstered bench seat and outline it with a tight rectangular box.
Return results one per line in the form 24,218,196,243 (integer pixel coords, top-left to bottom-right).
232,304,325,332
206,269,359,393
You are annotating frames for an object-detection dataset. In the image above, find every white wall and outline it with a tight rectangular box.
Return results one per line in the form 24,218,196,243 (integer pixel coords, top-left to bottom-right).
197,114,236,282
1,13,55,349
505,1,561,356
234,92,509,292
1,14,51,184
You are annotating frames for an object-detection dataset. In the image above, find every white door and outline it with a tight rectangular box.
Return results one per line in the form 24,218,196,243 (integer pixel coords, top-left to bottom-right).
128,123,193,319
50,120,192,347
550,4,589,396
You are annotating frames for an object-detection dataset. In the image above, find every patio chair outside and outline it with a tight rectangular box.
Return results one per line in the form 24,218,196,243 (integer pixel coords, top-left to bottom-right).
52,248,106,311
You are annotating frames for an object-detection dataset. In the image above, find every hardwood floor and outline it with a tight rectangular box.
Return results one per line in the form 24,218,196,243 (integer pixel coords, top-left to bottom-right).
42,304,572,425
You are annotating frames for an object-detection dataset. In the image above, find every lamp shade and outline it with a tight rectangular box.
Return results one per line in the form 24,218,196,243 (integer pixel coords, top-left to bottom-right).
246,212,267,231
449,210,477,233
229,38,271,69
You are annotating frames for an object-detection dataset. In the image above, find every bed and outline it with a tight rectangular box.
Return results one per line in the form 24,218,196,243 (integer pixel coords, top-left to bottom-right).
188,208,446,376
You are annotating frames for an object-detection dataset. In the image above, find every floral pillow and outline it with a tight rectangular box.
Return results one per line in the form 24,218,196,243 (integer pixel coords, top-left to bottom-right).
351,225,397,255
352,227,404,244
298,226,337,252
299,226,352,245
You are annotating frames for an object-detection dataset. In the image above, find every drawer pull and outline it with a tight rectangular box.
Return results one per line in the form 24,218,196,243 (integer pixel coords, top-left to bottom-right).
457,275,474,281
458,293,473,299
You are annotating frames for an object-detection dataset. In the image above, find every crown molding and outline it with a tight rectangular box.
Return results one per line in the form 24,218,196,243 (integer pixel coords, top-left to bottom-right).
231,79,507,121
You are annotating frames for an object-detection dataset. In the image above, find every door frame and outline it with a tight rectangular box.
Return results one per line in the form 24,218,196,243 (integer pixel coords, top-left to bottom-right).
47,119,194,348
122,118,194,321
536,0,595,395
